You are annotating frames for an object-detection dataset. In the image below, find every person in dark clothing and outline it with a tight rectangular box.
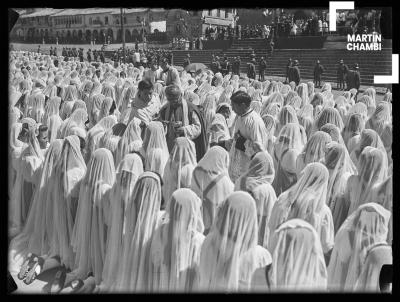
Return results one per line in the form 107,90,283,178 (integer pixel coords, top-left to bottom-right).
336,59,348,90
93,50,98,62
49,47,53,56
78,48,84,62
87,49,92,63
233,56,241,75
211,56,221,74
346,63,361,95
270,39,275,56
220,57,230,76
285,58,292,83
313,60,325,88
62,47,67,57
247,59,256,80
183,54,191,69
259,57,267,81
100,51,105,64
291,60,301,86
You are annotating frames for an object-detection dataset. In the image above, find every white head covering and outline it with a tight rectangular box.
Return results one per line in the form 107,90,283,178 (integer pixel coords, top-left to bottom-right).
163,137,197,207
269,163,330,248
148,188,205,292
102,153,144,289
115,171,162,292
354,244,392,292
71,148,115,283
115,117,142,167
191,146,233,233
328,203,390,291
198,191,272,292
269,219,327,291
348,146,388,215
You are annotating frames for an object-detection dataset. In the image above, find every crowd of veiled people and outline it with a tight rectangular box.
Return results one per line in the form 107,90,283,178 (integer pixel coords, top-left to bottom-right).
8,50,392,293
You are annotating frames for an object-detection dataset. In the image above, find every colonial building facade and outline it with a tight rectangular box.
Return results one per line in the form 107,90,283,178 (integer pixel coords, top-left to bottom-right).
10,8,235,44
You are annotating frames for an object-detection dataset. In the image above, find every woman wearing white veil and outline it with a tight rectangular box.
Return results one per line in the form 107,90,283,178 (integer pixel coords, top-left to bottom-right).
342,113,365,154
191,146,233,235
365,102,391,138
267,219,328,291
11,127,44,234
235,151,276,248
114,117,142,167
43,96,61,128
295,131,332,178
70,148,115,285
354,243,392,292
148,188,205,292
141,121,169,177
349,129,387,171
324,142,357,233
8,139,64,275
51,135,87,272
269,163,334,255
162,137,197,208
113,171,162,292
100,153,143,291
272,123,306,195
346,146,388,216
196,191,272,292
327,203,390,291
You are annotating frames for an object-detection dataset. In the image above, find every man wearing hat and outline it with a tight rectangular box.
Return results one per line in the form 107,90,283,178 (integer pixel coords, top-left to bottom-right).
183,53,191,69
291,59,301,86
259,56,267,81
285,58,292,83
313,59,325,88
220,56,231,77
346,63,361,99
336,59,348,90
233,56,241,76
211,56,221,74
247,58,256,80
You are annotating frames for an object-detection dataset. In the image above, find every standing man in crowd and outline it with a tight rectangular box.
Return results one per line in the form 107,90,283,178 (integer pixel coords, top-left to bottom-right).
220,57,230,76
129,79,161,133
183,54,191,69
313,59,325,88
87,49,92,63
247,58,256,80
285,58,292,83
144,57,163,85
211,56,221,74
337,59,348,90
78,48,84,62
233,56,241,76
227,91,269,181
259,56,267,81
346,63,361,97
160,57,181,88
291,59,301,86
158,84,207,161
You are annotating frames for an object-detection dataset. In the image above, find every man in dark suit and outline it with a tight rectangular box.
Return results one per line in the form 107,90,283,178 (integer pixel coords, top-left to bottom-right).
285,58,292,83
337,59,348,90
291,59,301,86
313,59,325,88
259,57,267,81
346,63,361,95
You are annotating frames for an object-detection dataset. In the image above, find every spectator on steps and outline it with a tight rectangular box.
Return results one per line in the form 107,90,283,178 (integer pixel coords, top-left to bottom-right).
336,59,348,90
259,57,267,81
285,58,292,84
183,54,191,69
313,60,325,88
289,60,301,86
247,59,256,80
233,56,241,76
346,63,361,99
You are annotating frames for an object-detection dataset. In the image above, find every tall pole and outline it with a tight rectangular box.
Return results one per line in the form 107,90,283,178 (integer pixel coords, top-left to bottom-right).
121,8,126,63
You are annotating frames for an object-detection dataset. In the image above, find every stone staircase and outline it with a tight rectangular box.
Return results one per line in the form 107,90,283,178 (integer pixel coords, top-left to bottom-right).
171,38,392,87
